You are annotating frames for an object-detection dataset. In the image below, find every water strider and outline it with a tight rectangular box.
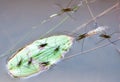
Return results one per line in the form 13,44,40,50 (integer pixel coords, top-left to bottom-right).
41,0,83,24
97,27,120,44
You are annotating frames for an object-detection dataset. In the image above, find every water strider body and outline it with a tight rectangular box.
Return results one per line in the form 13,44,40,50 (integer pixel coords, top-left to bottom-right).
99,34,111,39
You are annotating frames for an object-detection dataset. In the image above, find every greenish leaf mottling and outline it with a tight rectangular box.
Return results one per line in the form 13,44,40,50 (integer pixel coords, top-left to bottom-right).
7,35,73,78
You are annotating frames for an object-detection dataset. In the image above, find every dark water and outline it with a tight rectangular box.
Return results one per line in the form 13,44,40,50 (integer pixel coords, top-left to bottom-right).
0,0,120,82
